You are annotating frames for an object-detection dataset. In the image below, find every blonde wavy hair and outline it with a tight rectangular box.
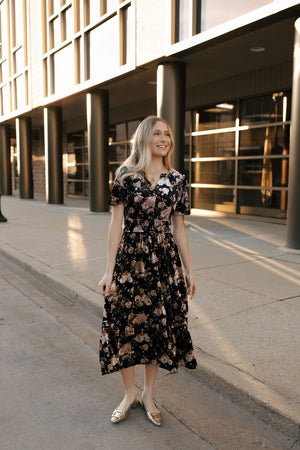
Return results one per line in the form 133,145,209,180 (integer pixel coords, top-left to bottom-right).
117,116,174,186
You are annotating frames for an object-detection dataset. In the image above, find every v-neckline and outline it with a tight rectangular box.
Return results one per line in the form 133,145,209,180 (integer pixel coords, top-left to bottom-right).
143,170,171,190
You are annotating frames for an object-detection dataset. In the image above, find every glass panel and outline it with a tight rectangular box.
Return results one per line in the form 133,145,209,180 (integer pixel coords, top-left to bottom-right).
53,44,74,94
193,132,235,158
67,181,84,196
0,2,8,58
62,6,73,41
68,131,85,147
193,103,236,131
238,189,287,219
185,110,191,133
89,16,119,80
192,160,235,185
16,74,26,109
107,0,118,13
53,0,61,13
109,144,127,162
83,182,89,197
83,147,89,163
13,47,24,74
115,123,126,141
50,16,61,48
240,93,291,125
90,0,100,21
1,60,9,80
109,164,120,186
1,84,9,115
201,0,272,32
13,0,23,47
192,187,234,213
124,5,133,66
179,0,191,41
127,120,140,139
184,134,190,159
239,126,289,157
238,157,289,188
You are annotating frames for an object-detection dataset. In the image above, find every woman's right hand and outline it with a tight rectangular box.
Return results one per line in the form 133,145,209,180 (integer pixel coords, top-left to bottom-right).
98,272,113,297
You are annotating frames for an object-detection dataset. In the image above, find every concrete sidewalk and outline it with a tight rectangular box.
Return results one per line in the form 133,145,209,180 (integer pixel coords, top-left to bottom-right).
0,195,299,438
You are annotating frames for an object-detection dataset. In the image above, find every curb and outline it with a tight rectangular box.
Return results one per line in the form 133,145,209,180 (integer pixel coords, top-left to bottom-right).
1,243,299,440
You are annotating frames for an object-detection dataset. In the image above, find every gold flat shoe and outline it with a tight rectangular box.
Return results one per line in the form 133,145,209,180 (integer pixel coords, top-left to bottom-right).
111,398,139,424
141,400,162,426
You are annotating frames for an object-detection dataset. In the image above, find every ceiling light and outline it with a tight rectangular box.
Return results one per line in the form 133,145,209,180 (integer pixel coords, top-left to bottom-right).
216,103,235,110
249,46,266,53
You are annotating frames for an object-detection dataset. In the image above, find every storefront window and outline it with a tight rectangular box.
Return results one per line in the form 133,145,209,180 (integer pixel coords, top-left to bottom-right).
193,104,236,131
238,189,287,218
187,91,290,218
66,131,89,197
192,160,235,185
192,132,235,158
192,187,235,213
239,126,289,156
240,93,290,125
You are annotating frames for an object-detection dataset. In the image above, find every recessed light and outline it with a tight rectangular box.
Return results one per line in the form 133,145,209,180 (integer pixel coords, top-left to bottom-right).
249,46,266,53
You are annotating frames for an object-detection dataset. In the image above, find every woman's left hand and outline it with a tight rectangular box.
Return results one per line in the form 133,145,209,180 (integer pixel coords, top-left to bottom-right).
185,272,197,299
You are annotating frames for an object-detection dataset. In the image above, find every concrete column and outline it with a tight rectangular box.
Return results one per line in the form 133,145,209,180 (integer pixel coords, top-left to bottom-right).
0,125,12,195
286,18,300,249
44,107,63,204
157,61,186,172
16,117,33,199
87,91,109,212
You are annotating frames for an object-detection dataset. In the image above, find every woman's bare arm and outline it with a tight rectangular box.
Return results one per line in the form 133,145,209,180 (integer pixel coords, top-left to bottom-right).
171,214,197,299
98,204,124,296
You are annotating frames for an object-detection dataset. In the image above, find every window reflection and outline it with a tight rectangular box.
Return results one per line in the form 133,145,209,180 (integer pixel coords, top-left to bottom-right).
193,104,236,131
192,187,234,213
193,132,235,158
240,93,290,125
192,160,235,185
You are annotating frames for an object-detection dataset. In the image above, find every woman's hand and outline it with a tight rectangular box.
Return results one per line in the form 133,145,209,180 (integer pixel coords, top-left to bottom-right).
185,272,197,300
98,272,113,297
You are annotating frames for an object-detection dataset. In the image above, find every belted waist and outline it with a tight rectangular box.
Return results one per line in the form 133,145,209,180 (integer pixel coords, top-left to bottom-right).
123,218,170,233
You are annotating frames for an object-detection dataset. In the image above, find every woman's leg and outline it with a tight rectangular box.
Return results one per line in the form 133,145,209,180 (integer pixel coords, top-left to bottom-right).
115,366,138,411
142,364,160,413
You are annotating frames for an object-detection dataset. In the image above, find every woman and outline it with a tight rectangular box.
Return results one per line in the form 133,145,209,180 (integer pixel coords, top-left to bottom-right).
98,116,197,426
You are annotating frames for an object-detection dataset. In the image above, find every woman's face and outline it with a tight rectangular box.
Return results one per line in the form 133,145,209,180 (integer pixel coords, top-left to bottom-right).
149,121,171,159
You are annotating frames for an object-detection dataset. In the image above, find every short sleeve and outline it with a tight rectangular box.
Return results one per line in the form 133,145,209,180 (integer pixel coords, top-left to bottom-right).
109,171,127,206
173,175,190,216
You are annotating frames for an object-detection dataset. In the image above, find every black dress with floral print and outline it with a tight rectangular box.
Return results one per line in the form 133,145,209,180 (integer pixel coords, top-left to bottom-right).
99,168,197,375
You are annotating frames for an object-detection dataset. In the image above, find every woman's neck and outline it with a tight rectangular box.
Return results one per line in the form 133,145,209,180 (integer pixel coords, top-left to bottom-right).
148,158,166,174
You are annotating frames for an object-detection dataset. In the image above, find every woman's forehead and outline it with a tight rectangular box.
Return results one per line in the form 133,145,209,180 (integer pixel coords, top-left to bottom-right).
153,121,169,131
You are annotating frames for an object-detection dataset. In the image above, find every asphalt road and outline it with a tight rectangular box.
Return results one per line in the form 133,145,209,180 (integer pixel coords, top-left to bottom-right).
0,257,297,450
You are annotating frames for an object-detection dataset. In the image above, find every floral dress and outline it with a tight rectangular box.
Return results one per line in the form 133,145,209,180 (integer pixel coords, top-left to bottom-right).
99,168,197,375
